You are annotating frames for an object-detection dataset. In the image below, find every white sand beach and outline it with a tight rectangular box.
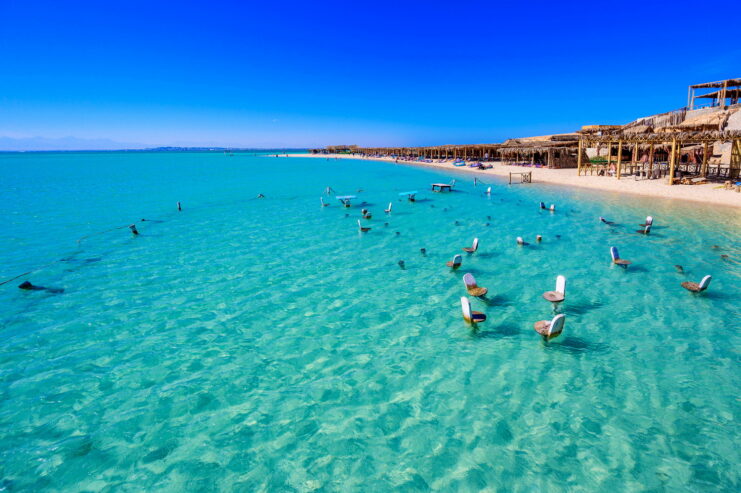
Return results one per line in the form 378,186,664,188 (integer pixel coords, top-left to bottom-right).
288,154,741,209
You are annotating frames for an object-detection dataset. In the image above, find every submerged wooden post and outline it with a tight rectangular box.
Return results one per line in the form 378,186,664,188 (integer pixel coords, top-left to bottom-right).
616,141,623,179
668,138,677,185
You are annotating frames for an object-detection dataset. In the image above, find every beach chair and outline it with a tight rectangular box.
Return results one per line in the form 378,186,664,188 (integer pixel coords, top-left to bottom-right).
385,202,392,214
446,254,462,270
542,275,566,303
517,236,529,246
463,273,488,297
549,204,556,212
610,246,631,267
636,224,651,235
462,238,479,253
534,313,565,340
639,216,653,227
320,197,329,207
681,275,712,293
461,296,486,324
357,220,371,233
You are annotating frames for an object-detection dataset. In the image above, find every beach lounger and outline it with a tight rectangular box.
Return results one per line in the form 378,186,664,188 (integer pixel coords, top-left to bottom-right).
357,220,371,232
462,238,479,253
461,296,486,324
463,273,488,297
385,202,392,214
446,254,462,270
639,216,653,227
534,313,565,340
542,275,566,303
681,275,712,293
610,246,631,267
320,197,329,207
517,236,529,246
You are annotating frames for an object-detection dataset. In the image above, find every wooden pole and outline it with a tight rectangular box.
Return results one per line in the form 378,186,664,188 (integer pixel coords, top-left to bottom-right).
701,142,709,177
577,138,583,175
616,141,623,179
668,138,677,185
649,144,654,178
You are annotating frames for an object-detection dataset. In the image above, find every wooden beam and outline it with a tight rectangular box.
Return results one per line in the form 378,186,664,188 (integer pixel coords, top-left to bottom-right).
616,140,623,179
701,142,709,177
668,138,677,185
577,138,583,175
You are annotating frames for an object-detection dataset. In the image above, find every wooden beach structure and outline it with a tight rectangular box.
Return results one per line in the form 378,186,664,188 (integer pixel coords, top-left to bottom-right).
318,77,741,185
577,129,741,184
497,134,582,168
688,78,741,110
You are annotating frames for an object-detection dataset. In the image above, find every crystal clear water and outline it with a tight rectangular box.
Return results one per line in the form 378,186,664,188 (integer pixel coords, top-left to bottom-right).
1,152,739,492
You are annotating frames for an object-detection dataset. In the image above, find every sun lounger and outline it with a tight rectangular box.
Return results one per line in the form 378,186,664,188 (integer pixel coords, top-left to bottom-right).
462,238,479,253
681,275,712,293
461,296,486,324
534,314,565,340
542,275,566,303
610,246,631,267
463,273,488,297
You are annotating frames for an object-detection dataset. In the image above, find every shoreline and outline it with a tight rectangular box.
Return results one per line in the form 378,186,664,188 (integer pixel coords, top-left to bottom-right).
287,154,741,209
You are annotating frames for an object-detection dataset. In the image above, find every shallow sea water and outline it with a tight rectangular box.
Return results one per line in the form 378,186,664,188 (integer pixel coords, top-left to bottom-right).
0,152,739,492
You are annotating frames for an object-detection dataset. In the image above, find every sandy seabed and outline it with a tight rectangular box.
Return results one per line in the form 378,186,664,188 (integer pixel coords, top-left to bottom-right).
287,154,741,209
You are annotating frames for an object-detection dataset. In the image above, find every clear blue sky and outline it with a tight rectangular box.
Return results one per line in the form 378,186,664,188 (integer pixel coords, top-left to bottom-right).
1,0,739,149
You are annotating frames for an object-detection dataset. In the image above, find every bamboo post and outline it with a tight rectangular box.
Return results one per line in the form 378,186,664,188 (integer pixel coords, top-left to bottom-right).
701,142,709,177
668,138,677,185
616,141,622,179
577,139,583,175
649,144,654,178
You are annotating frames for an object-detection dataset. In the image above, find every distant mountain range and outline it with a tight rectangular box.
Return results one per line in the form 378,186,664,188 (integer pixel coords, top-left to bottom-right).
0,136,307,152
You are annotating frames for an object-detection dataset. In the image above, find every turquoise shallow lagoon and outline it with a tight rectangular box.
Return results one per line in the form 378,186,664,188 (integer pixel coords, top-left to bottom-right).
0,152,739,491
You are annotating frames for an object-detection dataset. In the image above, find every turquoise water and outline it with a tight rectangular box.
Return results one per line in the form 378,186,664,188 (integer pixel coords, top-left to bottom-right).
1,152,739,492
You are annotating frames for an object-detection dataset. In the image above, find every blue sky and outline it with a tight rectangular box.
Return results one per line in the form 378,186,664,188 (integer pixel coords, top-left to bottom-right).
1,0,739,149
